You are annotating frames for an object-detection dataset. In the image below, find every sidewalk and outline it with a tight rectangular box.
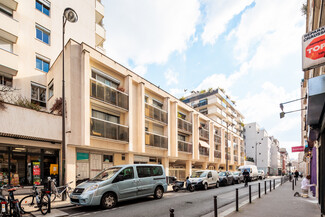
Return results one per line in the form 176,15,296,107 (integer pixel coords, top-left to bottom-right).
225,180,320,217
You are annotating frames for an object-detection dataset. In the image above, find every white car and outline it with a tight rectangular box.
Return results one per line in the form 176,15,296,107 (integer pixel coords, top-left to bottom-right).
258,170,266,179
189,170,219,190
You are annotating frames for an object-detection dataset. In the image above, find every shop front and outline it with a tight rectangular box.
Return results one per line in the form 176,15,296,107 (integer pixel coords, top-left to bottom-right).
0,145,59,186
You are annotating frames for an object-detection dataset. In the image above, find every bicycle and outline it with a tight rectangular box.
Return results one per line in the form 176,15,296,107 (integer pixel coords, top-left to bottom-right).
0,185,22,217
50,179,73,202
19,185,50,215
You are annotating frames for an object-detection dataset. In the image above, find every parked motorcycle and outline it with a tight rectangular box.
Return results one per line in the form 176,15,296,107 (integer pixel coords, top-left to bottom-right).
172,177,195,192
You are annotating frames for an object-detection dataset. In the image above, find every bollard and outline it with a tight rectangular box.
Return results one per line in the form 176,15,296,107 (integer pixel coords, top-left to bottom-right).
249,185,252,203
170,208,175,217
258,183,261,198
214,196,218,217
47,178,51,213
292,179,294,191
264,181,267,194
236,188,239,212
273,179,275,190
295,178,297,186
270,180,272,192
281,177,282,185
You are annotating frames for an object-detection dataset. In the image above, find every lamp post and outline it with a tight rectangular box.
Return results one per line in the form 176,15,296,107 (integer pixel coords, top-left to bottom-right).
62,8,78,201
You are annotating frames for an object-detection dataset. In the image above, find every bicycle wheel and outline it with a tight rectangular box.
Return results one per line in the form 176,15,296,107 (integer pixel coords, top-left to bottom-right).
19,195,38,213
50,193,56,202
67,187,73,198
13,203,21,217
40,194,50,215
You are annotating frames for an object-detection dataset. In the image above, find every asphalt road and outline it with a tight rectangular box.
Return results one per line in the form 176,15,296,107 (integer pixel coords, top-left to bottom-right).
59,177,283,217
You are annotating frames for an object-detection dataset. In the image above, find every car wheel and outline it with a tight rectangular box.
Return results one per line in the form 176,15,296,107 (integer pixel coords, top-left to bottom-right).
232,179,235,185
216,182,219,188
238,179,241,184
172,186,179,192
189,185,195,192
154,186,164,199
204,183,208,190
223,179,227,186
100,193,117,209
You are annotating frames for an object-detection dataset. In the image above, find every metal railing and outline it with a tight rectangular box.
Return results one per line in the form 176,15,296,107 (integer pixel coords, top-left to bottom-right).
214,150,221,158
178,141,192,153
214,135,221,144
145,131,168,149
199,147,209,156
199,128,209,140
234,156,238,162
90,117,129,142
193,100,207,108
178,118,192,134
90,78,128,110
145,103,168,124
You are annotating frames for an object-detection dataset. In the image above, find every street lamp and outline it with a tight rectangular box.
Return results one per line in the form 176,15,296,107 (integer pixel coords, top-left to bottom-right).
62,7,78,200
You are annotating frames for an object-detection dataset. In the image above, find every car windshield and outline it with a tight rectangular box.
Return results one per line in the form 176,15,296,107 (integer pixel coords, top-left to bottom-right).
241,168,251,173
233,172,240,175
191,171,208,178
258,170,263,173
89,167,122,181
219,172,226,176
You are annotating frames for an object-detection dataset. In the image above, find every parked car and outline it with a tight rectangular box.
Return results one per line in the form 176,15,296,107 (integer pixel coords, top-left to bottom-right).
218,171,235,186
70,164,167,209
189,170,219,190
232,171,244,184
258,170,266,179
238,165,259,181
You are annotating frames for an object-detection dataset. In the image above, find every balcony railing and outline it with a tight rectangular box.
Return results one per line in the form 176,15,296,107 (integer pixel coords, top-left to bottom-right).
145,103,168,124
214,150,221,158
199,128,209,140
145,132,168,149
90,117,129,142
193,100,207,108
90,78,128,110
178,141,192,153
214,135,221,144
199,147,209,156
234,156,238,162
178,118,192,134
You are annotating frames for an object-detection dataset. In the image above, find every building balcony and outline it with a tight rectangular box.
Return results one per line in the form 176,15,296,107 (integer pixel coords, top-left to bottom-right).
95,23,106,47
214,135,221,144
0,12,18,43
0,48,18,76
145,103,168,124
234,156,238,162
145,131,168,149
178,141,192,153
0,0,18,10
214,150,221,158
193,100,207,108
199,147,209,156
95,0,105,19
178,118,192,134
199,128,209,140
90,117,129,142
90,78,128,110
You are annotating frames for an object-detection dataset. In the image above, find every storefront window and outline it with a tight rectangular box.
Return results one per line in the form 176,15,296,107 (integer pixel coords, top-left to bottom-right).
0,150,9,186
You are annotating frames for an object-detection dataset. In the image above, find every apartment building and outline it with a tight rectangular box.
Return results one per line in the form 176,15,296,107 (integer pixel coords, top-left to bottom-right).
182,89,245,171
279,148,288,174
301,0,325,213
269,136,281,176
0,0,105,186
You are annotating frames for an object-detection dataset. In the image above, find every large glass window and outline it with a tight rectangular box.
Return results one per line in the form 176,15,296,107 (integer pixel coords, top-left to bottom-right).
92,70,119,89
0,37,13,53
0,4,13,17
0,74,13,87
36,25,50,44
92,110,119,123
48,81,54,99
31,83,46,107
36,57,50,72
35,0,50,16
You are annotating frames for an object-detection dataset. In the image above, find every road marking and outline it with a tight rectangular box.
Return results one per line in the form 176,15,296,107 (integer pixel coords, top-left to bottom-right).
70,212,86,216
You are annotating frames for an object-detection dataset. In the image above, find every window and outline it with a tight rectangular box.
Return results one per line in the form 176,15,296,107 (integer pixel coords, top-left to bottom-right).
177,112,186,120
36,25,50,44
92,110,120,124
48,81,53,99
152,99,163,109
136,166,163,178
117,167,134,181
31,83,46,107
35,0,50,16
0,74,13,87
145,95,148,103
91,70,119,89
103,155,113,163
199,108,208,115
36,56,50,72
0,4,13,17
0,37,13,52
178,134,186,141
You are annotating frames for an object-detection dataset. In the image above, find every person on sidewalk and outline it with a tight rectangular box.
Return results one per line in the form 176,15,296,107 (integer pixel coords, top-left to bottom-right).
301,175,315,197
243,169,249,187
294,170,299,181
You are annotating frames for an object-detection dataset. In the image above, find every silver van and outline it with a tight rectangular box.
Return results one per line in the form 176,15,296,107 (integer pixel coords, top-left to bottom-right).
70,164,167,209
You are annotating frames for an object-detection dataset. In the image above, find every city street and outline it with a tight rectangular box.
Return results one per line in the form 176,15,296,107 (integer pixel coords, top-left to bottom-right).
57,178,281,217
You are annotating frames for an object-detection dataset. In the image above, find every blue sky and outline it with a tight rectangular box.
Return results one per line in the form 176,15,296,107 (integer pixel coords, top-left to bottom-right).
103,0,306,159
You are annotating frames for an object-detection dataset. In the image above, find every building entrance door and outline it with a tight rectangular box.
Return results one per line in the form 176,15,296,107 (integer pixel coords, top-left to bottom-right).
90,154,102,178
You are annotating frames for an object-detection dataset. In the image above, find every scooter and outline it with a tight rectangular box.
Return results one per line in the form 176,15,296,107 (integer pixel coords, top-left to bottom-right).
172,177,195,192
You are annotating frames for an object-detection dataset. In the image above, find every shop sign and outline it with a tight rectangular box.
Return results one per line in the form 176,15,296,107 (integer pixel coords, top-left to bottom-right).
33,162,41,185
291,146,305,153
303,26,325,70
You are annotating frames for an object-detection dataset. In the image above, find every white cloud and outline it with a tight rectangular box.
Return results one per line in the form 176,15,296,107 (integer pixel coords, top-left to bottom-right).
104,0,200,68
169,88,185,98
201,0,253,45
164,69,179,86
131,65,147,77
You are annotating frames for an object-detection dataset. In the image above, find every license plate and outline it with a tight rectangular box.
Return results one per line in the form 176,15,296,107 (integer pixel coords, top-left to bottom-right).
2,204,5,212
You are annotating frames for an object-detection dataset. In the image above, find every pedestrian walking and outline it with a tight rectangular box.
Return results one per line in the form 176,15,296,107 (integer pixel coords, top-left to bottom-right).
243,169,249,187
294,170,299,181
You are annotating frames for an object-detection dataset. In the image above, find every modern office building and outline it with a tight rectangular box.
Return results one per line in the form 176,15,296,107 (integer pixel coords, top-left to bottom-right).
182,89,246,171
0,0,245,187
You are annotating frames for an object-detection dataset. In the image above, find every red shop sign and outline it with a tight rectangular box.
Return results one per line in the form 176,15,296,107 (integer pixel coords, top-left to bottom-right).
291,146,305,153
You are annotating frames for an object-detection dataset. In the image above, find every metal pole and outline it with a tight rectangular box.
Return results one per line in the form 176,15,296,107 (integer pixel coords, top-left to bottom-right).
249,185,251,203
258,183,261,198
270,180,271,192
292,179,294,191
264,181,266,194
48,178,51,213
273,179,275,189
214,196,218,217
236,188,238,211
170,208,174,217
226,125,228,171
255,143,257,166
62,15,67,201
295,178,297,186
